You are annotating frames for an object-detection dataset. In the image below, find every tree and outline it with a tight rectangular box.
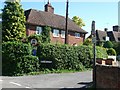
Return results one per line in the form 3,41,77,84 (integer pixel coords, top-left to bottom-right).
72,16,85,28
103,41,113,48
2,0,26,42
0,13,2,19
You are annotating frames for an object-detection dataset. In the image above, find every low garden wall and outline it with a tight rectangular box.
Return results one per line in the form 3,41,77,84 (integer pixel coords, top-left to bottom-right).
96,64,120,88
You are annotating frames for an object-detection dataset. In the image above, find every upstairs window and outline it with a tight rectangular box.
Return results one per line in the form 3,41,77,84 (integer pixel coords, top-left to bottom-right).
106,36,109,41
75,32,80,38
36,26,42,35
53,29,59,37
61,30,65,38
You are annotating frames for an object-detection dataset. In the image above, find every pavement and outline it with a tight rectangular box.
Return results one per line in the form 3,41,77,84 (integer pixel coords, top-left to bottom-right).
0,71,92,90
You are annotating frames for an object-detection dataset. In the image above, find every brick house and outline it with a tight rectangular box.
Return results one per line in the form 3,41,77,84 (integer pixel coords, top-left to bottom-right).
24,2,87,45
88,25,120,44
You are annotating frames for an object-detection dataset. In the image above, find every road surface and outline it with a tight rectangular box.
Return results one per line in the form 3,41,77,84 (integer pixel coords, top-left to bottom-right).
1,71,92,89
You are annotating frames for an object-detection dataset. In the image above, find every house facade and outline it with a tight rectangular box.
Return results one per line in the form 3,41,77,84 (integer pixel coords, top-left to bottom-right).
88,25,120,44
24,2,87,45
96,26,120,42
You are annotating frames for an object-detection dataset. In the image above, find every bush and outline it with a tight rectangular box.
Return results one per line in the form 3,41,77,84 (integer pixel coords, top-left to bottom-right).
107,48,116,56
83,38,92,46
112,42,120,55
96,46,108,58
2,41,39,76
103,41,113,48
37,44,108,70
28,34,42,44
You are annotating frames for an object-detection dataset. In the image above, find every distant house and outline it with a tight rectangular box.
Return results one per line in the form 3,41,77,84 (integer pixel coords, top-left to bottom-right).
88,25,120,44
24,1,87,45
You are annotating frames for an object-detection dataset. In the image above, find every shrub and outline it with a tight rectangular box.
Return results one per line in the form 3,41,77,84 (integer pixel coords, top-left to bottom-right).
83,38,92,46
37,44,83,70
107,48,116,56
16,55,39,74
96,46,108,58
103,41,113,48
37,44,108,70
112,42,120,55
2,41,39,76
27,34,42,44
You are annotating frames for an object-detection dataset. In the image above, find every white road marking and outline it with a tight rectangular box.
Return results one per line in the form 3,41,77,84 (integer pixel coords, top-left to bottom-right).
25,86,31,88
0,80,3,82
9,82,22,86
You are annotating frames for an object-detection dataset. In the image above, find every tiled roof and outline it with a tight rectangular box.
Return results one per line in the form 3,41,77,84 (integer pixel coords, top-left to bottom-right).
107,31,120,42
25,9,87,34
96,30,120,42
96,30,107,41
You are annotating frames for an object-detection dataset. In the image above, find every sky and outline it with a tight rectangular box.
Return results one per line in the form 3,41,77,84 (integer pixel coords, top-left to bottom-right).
0,0,119,37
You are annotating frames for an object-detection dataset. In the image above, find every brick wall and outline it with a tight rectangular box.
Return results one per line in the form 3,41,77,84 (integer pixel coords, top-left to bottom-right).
26,25,36,36
27,25,85,45
50,31,84,45
96,64,120,88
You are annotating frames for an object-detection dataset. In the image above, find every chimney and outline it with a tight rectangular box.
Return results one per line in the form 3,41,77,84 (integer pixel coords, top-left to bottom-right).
113,25,120,32
44,0,54,13
104,28,108,32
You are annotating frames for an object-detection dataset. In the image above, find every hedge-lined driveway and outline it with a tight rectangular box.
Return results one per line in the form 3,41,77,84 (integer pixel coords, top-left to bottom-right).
1,71,92,89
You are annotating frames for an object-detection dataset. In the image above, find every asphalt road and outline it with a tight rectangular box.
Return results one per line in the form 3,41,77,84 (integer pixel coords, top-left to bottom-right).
1,71,92,89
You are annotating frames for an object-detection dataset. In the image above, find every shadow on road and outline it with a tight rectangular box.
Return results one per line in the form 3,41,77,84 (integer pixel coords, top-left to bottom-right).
77,81,93,86
59,81,93,90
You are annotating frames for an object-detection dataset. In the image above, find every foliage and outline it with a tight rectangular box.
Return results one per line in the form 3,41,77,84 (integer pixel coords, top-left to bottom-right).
0,13,2,18
41,26,51,43
112,42,120,55
96,41,104,47
2,41,39,76
72,16,85,28
27,26,51,44
2,1,26,42
107,48,116,56
83,38,92,46
96,46,108,58
28,34,42,44
37,44,108,70
103,41,113,48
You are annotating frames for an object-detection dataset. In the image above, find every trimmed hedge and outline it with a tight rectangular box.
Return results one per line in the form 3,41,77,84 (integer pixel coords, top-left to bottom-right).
37,44,108,70
2,41,39,76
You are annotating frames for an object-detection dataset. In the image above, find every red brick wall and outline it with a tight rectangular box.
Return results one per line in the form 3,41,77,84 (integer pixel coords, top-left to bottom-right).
68,31,84,45
26,25,85,45
96,64,120,88
26,25,36,36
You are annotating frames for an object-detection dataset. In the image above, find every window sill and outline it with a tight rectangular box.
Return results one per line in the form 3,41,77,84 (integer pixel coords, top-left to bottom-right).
61,37,65,39
75,37,80,39
53,36,59,38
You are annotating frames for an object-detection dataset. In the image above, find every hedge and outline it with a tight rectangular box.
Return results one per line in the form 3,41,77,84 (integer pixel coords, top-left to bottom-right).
2,41,39,76
37,44,108,70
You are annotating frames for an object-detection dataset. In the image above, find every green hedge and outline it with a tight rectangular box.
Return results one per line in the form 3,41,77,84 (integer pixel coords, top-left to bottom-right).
37,44,108,70
2,41,39,76
107,48,116,56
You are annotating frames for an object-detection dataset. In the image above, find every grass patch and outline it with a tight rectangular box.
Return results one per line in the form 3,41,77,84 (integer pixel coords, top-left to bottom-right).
19,68,92,76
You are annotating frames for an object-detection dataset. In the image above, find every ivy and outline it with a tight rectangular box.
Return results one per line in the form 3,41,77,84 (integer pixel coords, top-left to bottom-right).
41,26,51,43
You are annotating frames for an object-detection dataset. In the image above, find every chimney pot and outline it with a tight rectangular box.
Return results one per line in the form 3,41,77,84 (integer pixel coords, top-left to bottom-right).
44,1,54,13
104,28,108,32
113,25,120,32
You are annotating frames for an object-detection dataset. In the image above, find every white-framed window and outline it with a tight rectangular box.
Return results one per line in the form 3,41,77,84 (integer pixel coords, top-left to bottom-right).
61,30,65,38
53,29,59,37
106,36,109,41
75,32,80,38
36,26,42,35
